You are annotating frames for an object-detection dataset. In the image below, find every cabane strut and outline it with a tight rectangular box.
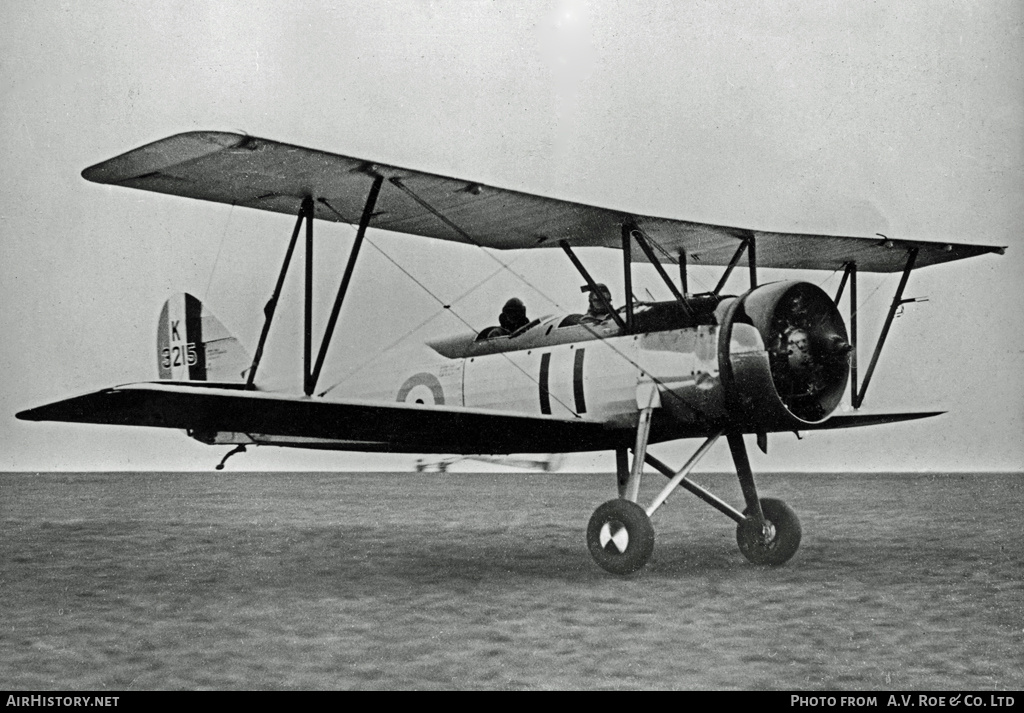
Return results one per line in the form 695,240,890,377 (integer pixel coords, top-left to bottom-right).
713,233,757,295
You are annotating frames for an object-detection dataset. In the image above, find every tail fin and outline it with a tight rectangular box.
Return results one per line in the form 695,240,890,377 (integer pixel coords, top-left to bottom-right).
157,293,251,383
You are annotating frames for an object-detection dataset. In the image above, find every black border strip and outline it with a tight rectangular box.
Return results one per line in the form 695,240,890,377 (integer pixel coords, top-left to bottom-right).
539,352,551,415
573,348,586,414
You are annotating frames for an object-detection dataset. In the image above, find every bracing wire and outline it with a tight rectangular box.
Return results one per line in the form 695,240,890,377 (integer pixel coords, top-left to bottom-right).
322,243,509,390
315,189,744,421
203,201,235,302
315,201,583,416
816,267,841,288
855,274,888,317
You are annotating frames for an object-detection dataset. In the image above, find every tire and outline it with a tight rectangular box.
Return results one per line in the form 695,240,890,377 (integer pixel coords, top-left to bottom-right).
736,497,802,566
586,499,655,575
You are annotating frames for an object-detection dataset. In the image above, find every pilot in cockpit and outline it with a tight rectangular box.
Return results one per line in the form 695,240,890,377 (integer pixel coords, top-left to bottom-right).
479,297,530,339
580,284,614,324
499,297,529,333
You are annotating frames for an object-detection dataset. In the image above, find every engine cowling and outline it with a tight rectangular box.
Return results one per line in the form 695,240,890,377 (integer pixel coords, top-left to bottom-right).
718,281,851,430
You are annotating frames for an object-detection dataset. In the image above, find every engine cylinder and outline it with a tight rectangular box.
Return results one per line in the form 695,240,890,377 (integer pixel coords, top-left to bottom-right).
718,281,850,429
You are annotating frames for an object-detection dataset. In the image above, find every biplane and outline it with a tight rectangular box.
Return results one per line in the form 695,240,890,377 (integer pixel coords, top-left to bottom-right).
17,132,1004,574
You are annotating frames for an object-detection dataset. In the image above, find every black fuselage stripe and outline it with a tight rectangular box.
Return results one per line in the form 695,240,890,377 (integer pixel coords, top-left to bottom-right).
539,352,552,415
573,348,586,414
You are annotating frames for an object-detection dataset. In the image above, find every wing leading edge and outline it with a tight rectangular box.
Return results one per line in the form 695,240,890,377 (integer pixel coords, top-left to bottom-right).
82,132,1004,273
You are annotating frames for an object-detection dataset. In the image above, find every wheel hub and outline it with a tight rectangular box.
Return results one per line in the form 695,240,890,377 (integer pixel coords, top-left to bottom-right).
735,497,802,566
599,520,630,553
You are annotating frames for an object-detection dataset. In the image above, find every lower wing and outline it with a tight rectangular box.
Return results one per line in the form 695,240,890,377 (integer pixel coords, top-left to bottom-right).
800,411,944,430
17,382,942,455
16,382,615,455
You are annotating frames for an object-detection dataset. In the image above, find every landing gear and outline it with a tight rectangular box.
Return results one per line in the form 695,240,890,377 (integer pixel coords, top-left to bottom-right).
586,499,655,575
727,433,801,566
586,427,803,574
587,392,658,575
735,497,802,566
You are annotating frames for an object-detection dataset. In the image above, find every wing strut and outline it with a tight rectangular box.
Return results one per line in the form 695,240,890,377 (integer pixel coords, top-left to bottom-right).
853,247,919,408
304,193,315,394
310,175,384,393
833,248,922,408
834,261,859,405
713,233,757,295
246,198,311,389
626,227,695,321
245,176,384,396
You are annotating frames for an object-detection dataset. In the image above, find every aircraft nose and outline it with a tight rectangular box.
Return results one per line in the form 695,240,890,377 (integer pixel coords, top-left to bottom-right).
721,280,851,426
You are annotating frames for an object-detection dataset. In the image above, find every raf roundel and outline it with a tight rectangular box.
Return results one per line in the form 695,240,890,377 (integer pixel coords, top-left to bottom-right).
396,372,445,406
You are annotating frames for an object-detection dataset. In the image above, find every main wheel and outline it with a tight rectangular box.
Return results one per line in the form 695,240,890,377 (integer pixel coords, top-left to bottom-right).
736,497,802,566
586,499,655,575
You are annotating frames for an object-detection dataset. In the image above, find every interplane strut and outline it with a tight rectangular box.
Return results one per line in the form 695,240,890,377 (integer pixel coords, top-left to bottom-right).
247,176,384,397
310,175,385,393
833,248,921,408
246,197,310,390
855,247,919,408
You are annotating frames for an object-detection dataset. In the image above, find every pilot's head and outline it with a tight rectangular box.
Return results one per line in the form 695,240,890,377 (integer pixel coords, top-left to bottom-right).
588,284,612,313
502,297,526,318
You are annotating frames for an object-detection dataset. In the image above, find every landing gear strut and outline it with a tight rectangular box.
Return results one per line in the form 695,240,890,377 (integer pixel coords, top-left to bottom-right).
586,387,660,575
725,432,802,565
585,428,802,574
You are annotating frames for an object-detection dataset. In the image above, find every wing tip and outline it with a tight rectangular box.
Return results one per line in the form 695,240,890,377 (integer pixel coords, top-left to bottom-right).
81,131,250,185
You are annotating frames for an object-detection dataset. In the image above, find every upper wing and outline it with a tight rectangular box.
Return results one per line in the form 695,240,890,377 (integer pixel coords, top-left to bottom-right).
15,382,617,455
82,132,1004,273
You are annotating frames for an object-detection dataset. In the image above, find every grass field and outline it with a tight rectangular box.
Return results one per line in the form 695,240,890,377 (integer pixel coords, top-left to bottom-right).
1,470,1021,690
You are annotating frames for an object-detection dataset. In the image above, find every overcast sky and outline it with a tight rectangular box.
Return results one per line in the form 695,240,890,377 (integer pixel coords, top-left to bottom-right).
2,0,1021,473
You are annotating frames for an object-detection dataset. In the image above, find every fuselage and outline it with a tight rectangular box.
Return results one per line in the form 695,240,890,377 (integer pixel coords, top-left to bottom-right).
202,282,850,453
320,294,743,446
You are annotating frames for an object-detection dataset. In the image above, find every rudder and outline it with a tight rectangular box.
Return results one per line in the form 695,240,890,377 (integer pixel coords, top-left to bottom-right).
157,293,251,383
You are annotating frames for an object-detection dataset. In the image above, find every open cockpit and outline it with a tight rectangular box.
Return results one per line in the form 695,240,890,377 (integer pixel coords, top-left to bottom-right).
426,292,723,360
